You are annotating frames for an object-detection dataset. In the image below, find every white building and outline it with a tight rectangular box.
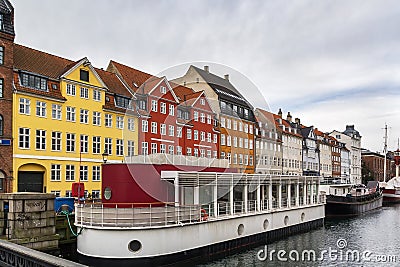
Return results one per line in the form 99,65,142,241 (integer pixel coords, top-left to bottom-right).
330,125,362,184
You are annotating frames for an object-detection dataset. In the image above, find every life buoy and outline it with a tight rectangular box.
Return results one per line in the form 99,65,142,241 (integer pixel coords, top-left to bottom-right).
200,208,208,221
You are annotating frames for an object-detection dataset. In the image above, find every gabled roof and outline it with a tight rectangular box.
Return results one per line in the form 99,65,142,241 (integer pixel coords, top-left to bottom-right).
190,65,253,109
107,60,155,92
96,68,133,98
14,44,74,79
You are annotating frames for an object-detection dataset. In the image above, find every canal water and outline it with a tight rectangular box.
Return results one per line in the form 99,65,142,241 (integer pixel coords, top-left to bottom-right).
198,205,400,267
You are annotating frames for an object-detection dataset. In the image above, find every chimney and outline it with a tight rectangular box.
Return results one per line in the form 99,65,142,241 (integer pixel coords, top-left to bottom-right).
346,125,354,131
295,118,300,125
278,108,282,118
287,112,292,122
224,74,230,81
204,66,209,73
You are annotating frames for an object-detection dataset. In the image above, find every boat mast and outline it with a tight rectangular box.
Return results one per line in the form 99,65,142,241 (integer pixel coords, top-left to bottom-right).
383,124,388,182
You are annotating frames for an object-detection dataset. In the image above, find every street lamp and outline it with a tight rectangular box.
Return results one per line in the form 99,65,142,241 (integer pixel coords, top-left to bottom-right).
102,150,109,164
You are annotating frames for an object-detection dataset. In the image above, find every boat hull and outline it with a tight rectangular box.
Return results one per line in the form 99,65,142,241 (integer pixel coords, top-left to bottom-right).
77,205,324,266
382,188,400,204
325,193,382,217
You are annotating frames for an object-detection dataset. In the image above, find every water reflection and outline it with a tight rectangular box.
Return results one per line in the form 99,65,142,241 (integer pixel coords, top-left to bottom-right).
199,206,400,267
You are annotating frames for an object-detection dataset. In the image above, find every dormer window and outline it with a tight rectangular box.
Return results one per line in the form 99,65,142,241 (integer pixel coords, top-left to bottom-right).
20,72,47,92
80,69,89,82
0,14,3,30
160,86,166,94
200,98,205,105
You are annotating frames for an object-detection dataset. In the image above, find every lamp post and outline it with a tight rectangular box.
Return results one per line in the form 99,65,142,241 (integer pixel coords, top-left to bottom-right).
102,150,109,164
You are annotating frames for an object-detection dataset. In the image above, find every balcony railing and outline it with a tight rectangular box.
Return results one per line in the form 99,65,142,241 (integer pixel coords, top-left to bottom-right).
124,154,229,168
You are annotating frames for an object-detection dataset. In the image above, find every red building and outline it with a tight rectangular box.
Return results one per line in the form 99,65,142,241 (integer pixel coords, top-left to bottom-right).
172,84,219,158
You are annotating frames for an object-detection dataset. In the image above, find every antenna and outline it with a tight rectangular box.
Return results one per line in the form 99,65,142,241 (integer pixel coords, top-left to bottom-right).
383,124,388,182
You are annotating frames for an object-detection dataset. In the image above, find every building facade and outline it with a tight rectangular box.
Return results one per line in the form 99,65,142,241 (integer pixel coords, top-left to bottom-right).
173,65,256,173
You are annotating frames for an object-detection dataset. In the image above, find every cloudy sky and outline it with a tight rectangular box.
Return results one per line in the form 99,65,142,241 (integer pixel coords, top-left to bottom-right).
12,0,400,152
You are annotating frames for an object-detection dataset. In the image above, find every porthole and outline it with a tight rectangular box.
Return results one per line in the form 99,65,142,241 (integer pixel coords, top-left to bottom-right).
104,187,112,200
238,224,244,236
128,240,142,252
263,219,269,230
301,212,305,222
284,215,289,226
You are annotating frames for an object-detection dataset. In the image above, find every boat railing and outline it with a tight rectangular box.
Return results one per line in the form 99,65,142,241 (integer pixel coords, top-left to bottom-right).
247,200,257,213
290,197,296,206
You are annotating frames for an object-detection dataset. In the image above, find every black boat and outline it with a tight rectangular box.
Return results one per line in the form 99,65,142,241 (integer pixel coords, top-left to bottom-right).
325,181,382,217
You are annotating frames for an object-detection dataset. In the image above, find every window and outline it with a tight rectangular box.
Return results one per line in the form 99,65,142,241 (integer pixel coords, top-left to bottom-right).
227,136,231,146
0,115,3,136
92,166,101,181
19,128,30,149
207,115,212,124
66,165,75,181
160,86,166,94
221,134,226,145
80,134,88,153
80,87,89,99
233,137,238,147
92,190,100,199
220,117,225,127
239,122,243,132
160,144,166,153
200,113,205,123
169,125,174,136
187,129,192,139
169,104,174,116
127,140,135,156
233,120,237,130
245,124,249,133
66,107,76,122
168,145,174,155
51,164,61,181
194,111,199,121
213,134,217,143
142,120,148,132
207,150,212,158
239,138,243,148
0,46,3,65
176,146,182,155
20,73,47,91
244,139,248,149
80,109,88,124
19,98,30,115
116,139,124,156
160,102,166,114
249,125,253,134
138,99,147,110
65,190,72,197
128,118,135,131
177,127,182,138
35,129,46,150
200,98,205,105
52,104,61,120
93,137,101,153
142,142,148,155
80,69,89,82
116,116,124,129
194,130,198,140
93,111,101,126
233,154,238,164
105,114,112,127
194,148,199,157
200,149,205,158
66,133,75,152
151,100,158,112
227,153,231,163
104,137,112,155
151,122,157,134
36,101,46,117
80,165,88,181
66,84,76,96
226,119,231,129
151,143,157,154
93,89,101,101
0,78,3,98
187,147,192,156
51,131,61,151
200,131,205,141
207,133,212,143
160,124,166,135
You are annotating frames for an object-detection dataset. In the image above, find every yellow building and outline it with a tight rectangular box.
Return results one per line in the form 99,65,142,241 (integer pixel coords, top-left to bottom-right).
12,44,138,197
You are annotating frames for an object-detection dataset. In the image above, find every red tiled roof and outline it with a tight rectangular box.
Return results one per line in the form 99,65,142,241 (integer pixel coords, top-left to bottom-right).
14,44,75,79
107,60,161,94
96,68,132,98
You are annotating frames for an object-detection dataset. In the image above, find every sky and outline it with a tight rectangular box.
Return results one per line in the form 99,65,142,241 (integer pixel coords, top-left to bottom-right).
12,0,400,153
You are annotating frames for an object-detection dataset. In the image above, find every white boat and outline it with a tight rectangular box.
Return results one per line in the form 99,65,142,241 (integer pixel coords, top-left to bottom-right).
75,168,325,266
